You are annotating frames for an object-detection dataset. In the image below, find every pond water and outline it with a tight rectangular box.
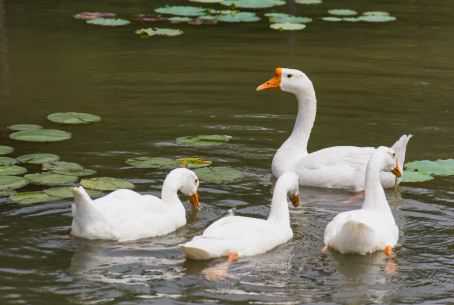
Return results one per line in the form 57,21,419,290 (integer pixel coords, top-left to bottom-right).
1,0,454,304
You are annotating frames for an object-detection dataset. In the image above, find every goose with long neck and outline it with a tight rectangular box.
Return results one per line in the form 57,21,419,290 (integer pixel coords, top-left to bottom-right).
182,172,300,262
71,168,200,242
257,67,412,192
323,146,400,256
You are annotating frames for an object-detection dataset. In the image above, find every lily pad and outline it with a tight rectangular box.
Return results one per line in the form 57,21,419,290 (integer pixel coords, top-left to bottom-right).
176,135,232,146
217,11,260,22
169,17,192,23
295,0,322,4
194,166,243,184
401,171,434,183
190,0,223,3
80,177,135,191
358,15,396,22
328,9,358,16
17,153,60,164
342,17,361,22
7,124,43,131
47,112,101,125
0,165,27,176
136,28,184,37
363,11,390,16
0,176,29,191
25,173,79,186
268,14,312,24
177,157,212,169
74,12,116,20
270,23,307,31
0,145,14,156
10,129,71,142
405,159,454,177
0,190,15,197
86,18,130,26
126,157,177,169
221,0,285,9
155,6,207,17
44,187,103,199
321,16,343,22
42,161,83,172
9,191,59,205
0,157,17,166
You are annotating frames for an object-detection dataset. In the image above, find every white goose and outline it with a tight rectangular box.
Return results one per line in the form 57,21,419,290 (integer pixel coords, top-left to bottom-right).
71,168,200,242
257,67,412,192
323,146,400,256
182,172,300,261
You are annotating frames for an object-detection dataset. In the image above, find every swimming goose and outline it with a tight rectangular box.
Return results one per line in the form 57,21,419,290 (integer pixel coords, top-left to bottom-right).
257,67,412,192
71,168,200,242
323,146,400,255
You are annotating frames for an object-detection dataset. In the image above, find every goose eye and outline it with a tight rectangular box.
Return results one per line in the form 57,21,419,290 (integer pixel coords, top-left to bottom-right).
392,153,396,157
195,178,198,184
287,74,293,79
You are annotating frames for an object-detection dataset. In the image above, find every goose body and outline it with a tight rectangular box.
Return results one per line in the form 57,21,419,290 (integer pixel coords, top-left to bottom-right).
323,147,400,255
257,68,412,192
182,172,300,260
71,168,200,242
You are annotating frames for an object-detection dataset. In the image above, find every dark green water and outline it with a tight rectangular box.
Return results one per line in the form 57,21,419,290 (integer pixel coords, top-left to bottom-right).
1,0,454,304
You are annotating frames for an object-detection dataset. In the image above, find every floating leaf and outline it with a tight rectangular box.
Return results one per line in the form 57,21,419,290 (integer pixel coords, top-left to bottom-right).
328,9,358,16
194,166,243,184
126,157,177,169
189,16,219,25
270,23,307,31
221,0,285,9
7,124,43,131
295,0,322,4
177,157,212,169
342,17,361,22
47,112,101,125
0,145,14,156
0,190,15,197
321,16,343,22
135,14,168,22
0,165,27,176
405,159,454,177
0,176,29,191
17,153,60,164
74,12,116,20
9,191,59,205
401,171,434,183
136,27,184,37
25,173,79,186
42,161,83,172
176,135,232,146
155,6,207,17
169,17,192,23
10,129,71,142
81,177,135,191
268,14,312,24
358,15,396,22
217,11,260,22
363,11,391,16
190,0,223,3
0,157,17,166
86,18,130,26
44,187,103,199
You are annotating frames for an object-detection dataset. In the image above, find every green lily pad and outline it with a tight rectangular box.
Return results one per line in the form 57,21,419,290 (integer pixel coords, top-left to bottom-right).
10,129,71,142
217,11,260,22
401,171,434,183
80,177,135,191
0,145,14,156
136,28,184,37
41,161,96,177
169,17,192,23
7,124,43,131
321,16,343,22
0,190,15,197
328,9,358,16
17,153,60,164
155,6,207,17
9,191,59,205
126,157,177,169
0,176,29,191
176,135,232,146
47,112,101,125
342,17,361,22
358,15,396,22
0,157,17,166
44,187,104,199
295,0,322,4
0,165,27,176
25,173,79,186
86,18,130,26
177,157,212,169
270,23,307,31
190,0,223,3
194,166,243,184
268,14,312,24
221,0,285,9
363,11,390,16
405,159,454,177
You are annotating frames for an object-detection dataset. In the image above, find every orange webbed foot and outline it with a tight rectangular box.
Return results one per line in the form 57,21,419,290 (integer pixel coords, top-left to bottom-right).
384,244,393,257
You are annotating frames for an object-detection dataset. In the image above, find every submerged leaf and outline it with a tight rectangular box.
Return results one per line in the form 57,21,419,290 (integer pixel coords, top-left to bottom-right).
47,112,101,124
0,176,29,191
0,157,17,166
7,124,43,131
17,153,60,164
176,134,232,146
155,6,207,17
126,157,177,169
0,165,27,176
9,191,59,205
0,145,14,156
270,23,307,30
221,0,285,9
86,18,130,26
81,177,134,191
194,166,243,184
74,12,116,20
25,173,79,186
10,129,71,142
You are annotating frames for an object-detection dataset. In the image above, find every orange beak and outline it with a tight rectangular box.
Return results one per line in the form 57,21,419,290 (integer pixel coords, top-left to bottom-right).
189,192,200,210
256,67,282,91
290,193,300,207
391,160,402,178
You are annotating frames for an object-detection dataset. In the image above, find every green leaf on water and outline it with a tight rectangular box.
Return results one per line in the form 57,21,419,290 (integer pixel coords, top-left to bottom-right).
401,171,434,183
10,129,71,142
0,176,29,191
270,23,307,31
358,15,396,23
363,11,390,16
169,17,192,23
155,6,207,17
17,153,60,164
321,16,343,22
125,157,177,169
25,173,79,186
86,18,130,26
0,145,14,156
9,191,59,205
342,17,361,22
176,134,232,146
405,159,454,177
177,157,212,169
328,9,358,16
0,165,27,176
189,0,223,3
80,177,135,191
47,112,101,125
41,161,95,177
0,157,17,166
0,190,15,197
217,11,260,22
221,0,285,9
295,0,322,4
136,28,184,37
194,166,243,184
44,187,104,199
268,14,312,24
7,124,43,131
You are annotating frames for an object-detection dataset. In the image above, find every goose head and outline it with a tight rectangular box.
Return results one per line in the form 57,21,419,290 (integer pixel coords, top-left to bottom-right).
376,146,402,177
164,168,201,209
277,171,301,207
256,67,313,96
